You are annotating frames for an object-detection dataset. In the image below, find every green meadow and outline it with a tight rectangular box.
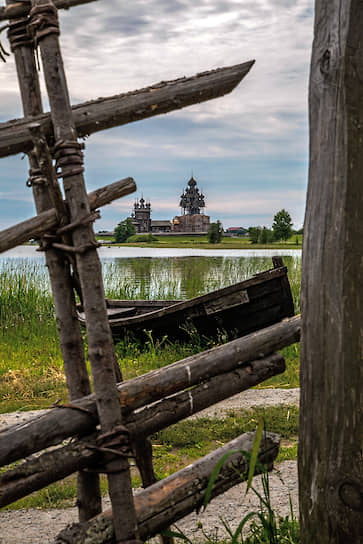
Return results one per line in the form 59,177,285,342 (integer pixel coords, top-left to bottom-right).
0,253,301,515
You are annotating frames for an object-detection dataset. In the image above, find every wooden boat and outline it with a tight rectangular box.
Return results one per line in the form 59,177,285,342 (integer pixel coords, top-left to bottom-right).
77,257,295,342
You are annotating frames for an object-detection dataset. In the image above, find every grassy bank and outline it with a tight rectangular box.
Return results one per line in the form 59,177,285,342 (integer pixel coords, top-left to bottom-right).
1,256,301,541
0,255,301,413
98,233,302,250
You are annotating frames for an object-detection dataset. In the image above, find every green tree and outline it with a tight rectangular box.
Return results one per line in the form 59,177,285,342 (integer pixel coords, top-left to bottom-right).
259,226,273,244
272,209,293,241
248,226,262,244
207,221,223,243
114,218,136,243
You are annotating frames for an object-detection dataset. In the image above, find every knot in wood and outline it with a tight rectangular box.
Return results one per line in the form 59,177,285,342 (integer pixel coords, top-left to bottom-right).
339,481,363,512
54,139,85,179
320,49,331,76
29,2,59,46
7,17,33,52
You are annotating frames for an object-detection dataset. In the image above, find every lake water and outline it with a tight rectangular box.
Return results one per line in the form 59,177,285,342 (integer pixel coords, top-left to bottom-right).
1,245,301,259
0,246,301,303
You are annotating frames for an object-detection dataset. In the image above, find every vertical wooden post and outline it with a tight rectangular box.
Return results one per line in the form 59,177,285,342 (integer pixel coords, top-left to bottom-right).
29,1,138,540
6,3,102,521
300,1,363,542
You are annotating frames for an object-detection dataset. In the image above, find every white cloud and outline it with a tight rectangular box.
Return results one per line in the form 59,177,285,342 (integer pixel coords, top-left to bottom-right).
0,0,313,230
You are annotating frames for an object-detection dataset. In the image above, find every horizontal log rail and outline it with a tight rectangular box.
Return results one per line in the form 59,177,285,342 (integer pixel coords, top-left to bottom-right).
0,62,254,158
0,353,285,506
55,431,280,543
0,0,97,20
0,316,300,467
0,176,136,253
0,317,300,466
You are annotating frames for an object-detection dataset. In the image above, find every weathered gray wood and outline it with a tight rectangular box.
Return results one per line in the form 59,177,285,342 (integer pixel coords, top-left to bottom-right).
31,1,137,538
0,0,98,20
55,431,280,543
133,438,175,544
8,9,101,520
0,176,136,253
0,353,285,507
299,1,363,542
0,317,299,466
0,61,254,159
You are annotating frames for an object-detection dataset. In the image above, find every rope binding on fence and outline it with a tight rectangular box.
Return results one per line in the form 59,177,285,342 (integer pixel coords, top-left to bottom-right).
54,139,85,179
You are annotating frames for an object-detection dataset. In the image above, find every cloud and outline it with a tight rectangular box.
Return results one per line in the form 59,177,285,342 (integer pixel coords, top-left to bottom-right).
0,0,313,231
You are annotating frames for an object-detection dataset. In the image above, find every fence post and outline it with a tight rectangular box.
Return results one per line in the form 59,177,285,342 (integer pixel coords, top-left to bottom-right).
29,0,139,540
300,1,363,541
6,2,102,521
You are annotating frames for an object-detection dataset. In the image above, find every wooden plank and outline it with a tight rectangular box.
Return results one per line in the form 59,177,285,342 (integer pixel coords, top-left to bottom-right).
0,318,300,467
299,1,363,542
0,0,98,20
0,61,254,158
55,431,280,543
0,176,136,254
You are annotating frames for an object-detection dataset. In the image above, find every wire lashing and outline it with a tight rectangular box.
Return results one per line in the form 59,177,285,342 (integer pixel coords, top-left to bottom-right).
26,167,48,187
7,17,33,52
83,425,134,474
28,2,59,46
54,140,85,179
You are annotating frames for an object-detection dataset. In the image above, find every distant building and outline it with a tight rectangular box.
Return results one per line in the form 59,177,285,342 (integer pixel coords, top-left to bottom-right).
131,197,151,233
151,220,172,233
225,227,248,237
172,176,210,233
130,176,210,234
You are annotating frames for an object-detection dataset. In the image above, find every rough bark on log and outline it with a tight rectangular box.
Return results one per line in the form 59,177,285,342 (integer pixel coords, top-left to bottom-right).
0,317,300,466
55,431,280,544
7,7,101,520
0,176,136,254
32,1,137,537
0,354,285,506
299,1,363,542
0,0,98,20
0,61,254,159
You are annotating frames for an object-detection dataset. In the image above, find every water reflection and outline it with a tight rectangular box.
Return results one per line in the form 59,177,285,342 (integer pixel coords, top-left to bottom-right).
102,255,301,304
0,253,301,311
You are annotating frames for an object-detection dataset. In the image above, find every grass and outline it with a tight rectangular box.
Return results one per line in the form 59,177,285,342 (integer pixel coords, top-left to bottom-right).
0,255,301,412
2,405,298,511
110,234,302,250
0,254,301,530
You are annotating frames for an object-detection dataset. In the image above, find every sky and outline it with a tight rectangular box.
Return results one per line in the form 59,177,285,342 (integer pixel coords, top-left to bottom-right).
0,0,314,231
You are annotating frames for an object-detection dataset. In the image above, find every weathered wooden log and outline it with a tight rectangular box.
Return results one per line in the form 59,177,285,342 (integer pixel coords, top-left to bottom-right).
0,176,136,254
55,431,280,543
0,353,285,506
299,1,363,542
0,317,300,466
32,0,137,537
7,2,102,518
0,0,97,20
0,61,254,159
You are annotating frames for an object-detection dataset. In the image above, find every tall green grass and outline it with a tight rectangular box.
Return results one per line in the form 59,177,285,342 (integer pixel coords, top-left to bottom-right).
0,255,301,412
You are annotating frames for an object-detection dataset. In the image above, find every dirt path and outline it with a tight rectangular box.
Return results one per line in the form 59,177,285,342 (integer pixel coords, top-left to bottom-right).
0,389,300,544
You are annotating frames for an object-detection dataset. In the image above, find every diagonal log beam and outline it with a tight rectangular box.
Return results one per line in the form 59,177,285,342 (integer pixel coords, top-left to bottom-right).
0,62,254,158
0,0,98,20
0,316,300,467
0,354,285,507
0,176,136,253
55,431,280,544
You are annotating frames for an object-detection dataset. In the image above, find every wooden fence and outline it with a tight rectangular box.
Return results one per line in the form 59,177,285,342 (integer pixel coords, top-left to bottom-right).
0,1,300,542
